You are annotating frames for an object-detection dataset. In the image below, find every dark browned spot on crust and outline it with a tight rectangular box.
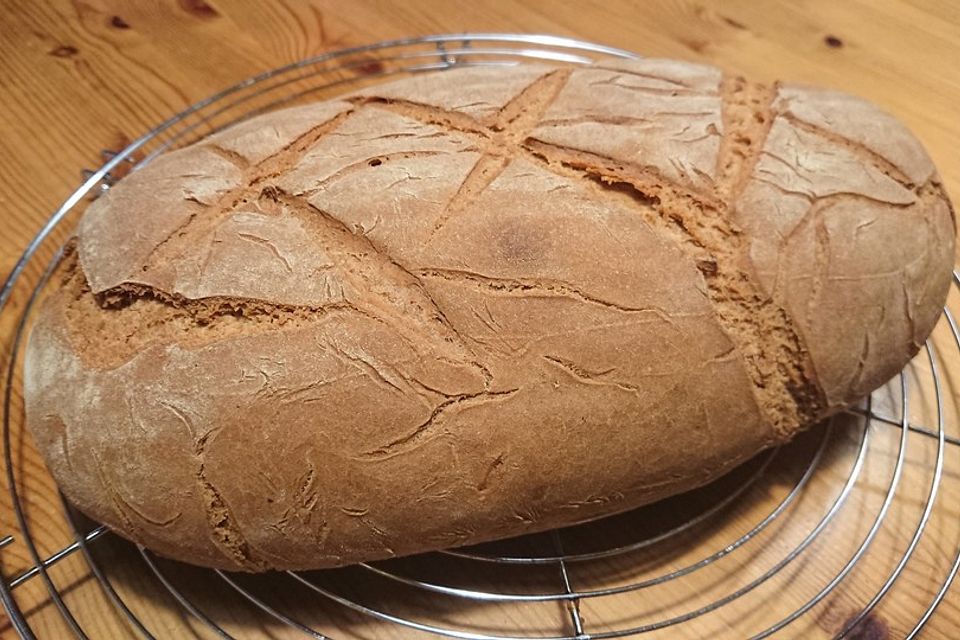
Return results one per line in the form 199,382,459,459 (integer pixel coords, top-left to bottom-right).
110,15,131,29
496,222,542,265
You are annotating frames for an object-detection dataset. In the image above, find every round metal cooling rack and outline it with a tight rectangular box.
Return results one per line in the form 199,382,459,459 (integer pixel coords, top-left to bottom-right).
1,33,959,639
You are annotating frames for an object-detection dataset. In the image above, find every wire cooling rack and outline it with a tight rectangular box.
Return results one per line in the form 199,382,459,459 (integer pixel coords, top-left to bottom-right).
1,33,959,639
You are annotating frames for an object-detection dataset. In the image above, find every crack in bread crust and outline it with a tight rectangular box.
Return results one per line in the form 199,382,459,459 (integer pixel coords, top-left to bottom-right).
57,246,371,369
520,135,826,437
359,388,520,460
779,113,915,188
716,75,779,203
426,70,573,237
414,267,679,315
140,108,357,273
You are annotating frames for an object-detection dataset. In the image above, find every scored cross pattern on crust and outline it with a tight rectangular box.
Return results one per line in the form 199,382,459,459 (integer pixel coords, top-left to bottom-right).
83,63,948,439
358,70,575,239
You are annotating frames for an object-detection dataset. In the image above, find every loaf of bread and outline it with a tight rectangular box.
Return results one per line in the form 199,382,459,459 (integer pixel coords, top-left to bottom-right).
24,59,955,571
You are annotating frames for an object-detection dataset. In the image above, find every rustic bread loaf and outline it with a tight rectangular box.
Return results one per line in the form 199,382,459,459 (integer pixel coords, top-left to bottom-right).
24,59,955,571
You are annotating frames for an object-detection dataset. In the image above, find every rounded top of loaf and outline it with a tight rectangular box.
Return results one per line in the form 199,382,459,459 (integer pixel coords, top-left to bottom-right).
25,59,955,570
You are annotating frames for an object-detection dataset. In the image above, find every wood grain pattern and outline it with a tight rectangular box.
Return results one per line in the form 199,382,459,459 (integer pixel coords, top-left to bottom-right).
1,0,959,637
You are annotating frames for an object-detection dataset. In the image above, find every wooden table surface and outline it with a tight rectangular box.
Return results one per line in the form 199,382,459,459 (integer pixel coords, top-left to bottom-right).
2,1,960,638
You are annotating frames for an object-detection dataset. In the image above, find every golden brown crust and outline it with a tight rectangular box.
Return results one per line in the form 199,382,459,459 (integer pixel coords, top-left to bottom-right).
24,60,955,571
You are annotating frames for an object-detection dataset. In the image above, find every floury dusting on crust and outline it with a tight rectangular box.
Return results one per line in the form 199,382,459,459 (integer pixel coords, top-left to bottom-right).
23,60,955,571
